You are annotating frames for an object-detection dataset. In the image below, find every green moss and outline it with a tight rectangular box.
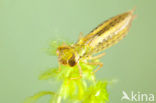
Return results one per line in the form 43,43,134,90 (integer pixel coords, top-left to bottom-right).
25,41,109,103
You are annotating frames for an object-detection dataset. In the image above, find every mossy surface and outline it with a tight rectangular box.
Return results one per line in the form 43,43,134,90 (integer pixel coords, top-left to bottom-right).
25,41,109,103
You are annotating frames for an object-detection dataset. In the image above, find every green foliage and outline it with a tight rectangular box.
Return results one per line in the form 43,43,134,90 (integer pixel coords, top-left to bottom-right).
24,91,55,103
82,81,109,103
25,41,109,103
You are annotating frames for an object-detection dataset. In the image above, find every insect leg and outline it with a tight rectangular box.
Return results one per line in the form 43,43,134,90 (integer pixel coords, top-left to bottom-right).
70,63,82,80
78,32,83,40
86,62,103,74
89,52,106,60
57,63,61,72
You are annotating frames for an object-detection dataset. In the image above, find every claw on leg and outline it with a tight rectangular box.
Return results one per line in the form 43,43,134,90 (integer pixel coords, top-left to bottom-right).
92,62,103,74
86,62,103,74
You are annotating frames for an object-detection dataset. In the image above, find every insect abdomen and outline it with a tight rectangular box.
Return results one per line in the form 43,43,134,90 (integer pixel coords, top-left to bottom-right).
94,25,129,53
84,9,135,54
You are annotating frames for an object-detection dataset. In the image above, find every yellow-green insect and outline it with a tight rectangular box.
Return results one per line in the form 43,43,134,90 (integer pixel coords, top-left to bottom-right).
56,8,136,80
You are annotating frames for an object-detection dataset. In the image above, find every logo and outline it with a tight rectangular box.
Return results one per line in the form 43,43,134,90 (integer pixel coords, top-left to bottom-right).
121,91,155,102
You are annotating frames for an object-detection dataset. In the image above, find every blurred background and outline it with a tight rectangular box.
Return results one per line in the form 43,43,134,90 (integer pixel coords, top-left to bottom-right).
0,0,156,103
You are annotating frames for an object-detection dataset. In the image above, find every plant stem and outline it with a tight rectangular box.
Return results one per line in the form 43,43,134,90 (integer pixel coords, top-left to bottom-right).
56,86,63,103
57,95,62,103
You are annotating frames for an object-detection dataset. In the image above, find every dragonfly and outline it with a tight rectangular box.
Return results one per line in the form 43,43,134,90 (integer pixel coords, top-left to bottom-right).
56,8,136,80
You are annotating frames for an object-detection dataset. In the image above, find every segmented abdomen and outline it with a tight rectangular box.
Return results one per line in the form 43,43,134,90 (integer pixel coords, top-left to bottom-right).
77,8,135,56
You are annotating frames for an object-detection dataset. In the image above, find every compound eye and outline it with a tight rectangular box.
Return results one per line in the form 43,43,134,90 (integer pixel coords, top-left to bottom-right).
68,54,76,67
68,59,76,67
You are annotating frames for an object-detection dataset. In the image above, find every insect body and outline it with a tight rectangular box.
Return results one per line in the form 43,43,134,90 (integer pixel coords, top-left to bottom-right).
56,8,136,79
